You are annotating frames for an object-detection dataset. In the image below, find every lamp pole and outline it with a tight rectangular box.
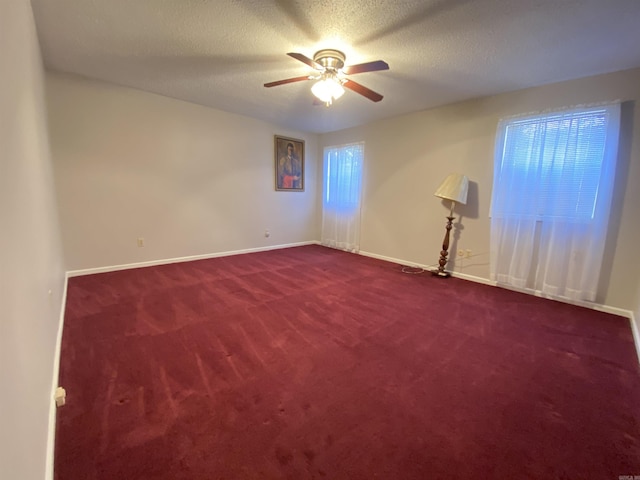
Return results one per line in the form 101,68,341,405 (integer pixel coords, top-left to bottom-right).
433,201,456,277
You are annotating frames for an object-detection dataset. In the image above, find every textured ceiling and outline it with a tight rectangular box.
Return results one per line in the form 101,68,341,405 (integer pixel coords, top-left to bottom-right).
31,0,640,134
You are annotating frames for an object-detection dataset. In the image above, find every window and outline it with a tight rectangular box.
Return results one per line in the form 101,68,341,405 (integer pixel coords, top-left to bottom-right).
324,143,363,210
490,103,620,301
492,108,613,221
321,142,364,252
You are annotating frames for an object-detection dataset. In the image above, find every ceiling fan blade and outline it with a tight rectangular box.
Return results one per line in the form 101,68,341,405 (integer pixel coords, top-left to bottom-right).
264,75,312,88
287,52,322,70
343,79,384,102
342,60,389,75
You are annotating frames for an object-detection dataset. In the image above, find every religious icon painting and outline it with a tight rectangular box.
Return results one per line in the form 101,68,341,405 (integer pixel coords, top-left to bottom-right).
274,135,304,191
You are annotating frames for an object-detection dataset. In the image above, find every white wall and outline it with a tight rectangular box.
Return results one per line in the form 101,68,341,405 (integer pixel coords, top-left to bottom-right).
320,68,640,312
46,73,320,271
0,1,66,479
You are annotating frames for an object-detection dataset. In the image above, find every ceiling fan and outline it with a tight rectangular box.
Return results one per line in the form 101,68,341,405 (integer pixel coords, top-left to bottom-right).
264,49,389,105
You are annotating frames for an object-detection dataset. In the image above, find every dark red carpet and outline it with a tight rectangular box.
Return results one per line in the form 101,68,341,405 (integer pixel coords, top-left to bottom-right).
55,245,640,479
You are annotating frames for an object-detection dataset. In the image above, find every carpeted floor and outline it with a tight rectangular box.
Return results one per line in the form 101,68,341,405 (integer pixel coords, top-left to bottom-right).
55,245,640,479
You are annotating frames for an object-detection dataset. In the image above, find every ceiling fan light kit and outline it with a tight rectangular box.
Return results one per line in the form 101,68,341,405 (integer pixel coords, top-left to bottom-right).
264,49,389,106
311,75,345,105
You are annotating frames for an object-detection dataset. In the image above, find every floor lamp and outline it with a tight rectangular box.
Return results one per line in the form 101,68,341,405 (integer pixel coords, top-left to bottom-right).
432,173,469,278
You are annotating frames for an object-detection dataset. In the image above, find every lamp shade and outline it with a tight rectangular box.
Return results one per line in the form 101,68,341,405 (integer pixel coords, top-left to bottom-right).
434,173,469,205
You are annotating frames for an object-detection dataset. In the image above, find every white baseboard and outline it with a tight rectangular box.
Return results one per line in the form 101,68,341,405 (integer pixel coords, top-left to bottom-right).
359,249,639,362
358,250,438,271
630,312,640,364
67,241,319,277
450,271,496,287
45,272,69,480
488,281,634,319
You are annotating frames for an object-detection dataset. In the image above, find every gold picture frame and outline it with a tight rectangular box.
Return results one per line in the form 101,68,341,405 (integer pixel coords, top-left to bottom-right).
274,135,304,191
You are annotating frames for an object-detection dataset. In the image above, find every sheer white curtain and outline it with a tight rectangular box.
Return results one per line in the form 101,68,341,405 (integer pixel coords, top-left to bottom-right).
490,103,621,301
321,142,364,252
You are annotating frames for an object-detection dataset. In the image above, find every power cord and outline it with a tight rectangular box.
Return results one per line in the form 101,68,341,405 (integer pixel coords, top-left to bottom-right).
401,266,425,274
401,264,440,274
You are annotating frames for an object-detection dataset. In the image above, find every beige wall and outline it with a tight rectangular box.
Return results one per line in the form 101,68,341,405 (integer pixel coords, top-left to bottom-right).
0,1,66,479
320,68,640,312
45,67,640,310
46,73,320,271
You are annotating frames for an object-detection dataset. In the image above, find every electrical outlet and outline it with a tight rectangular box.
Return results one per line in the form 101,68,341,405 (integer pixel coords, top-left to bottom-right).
55,386,66,407
265,230,270,238
465,249,472,258
137,237,145,247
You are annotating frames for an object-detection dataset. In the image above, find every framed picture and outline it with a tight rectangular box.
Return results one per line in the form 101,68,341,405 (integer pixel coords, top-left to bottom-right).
274,135,304,191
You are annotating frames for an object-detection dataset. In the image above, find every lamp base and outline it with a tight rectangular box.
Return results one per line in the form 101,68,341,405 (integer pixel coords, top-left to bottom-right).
432,214,455,279
430,269,451,278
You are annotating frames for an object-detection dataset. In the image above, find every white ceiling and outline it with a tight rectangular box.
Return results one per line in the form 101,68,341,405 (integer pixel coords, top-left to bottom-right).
31,0,640,134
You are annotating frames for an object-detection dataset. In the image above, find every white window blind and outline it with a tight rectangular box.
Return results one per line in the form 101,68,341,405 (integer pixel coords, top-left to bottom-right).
493,108,611,221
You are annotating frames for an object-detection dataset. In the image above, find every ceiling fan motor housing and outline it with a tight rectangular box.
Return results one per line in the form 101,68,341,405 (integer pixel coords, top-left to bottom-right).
314,49,346,71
